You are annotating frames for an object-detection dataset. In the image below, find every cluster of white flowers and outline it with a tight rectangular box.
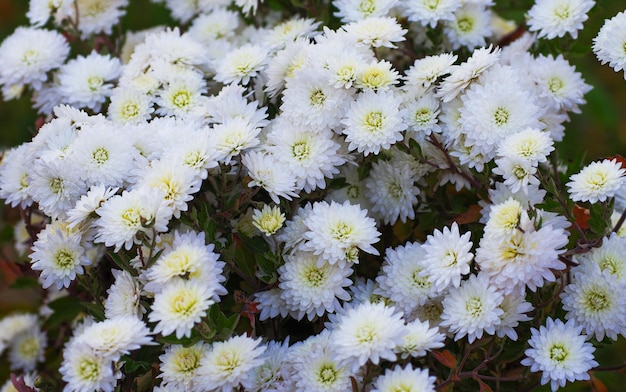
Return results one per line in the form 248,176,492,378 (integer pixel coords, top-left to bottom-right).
1,0,626,390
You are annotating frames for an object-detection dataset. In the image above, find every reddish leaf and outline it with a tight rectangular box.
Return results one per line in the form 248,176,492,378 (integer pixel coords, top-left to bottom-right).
478,379,493,392
573,204,590,230
432,350,457,369
589,373,608,392
454,204,482,225
604,154,626,170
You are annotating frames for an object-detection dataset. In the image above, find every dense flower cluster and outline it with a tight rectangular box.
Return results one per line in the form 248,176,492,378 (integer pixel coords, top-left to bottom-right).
0,0,625,391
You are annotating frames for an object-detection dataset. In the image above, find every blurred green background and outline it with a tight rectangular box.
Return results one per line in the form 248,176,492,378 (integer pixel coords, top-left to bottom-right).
0,0,625,390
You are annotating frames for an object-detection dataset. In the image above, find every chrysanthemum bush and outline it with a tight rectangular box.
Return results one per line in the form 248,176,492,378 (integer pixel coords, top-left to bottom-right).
1,0,626,391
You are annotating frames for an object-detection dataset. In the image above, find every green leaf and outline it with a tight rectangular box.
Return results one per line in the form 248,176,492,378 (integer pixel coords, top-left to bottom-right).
121,356,151,374
588,202,610,236
44,295,83,329
9,276,40,289
80,301,106,322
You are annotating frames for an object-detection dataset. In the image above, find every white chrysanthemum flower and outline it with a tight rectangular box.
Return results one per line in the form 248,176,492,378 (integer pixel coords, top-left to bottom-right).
163,128,219,181
187,8,239,44
266,120,346,193
144,230,226,300
8,328,46,372
402,0,461,27
0,27,69,90
264,37,311,96
278,251,353,321
74,317,152,361
482,197,527,239
291,336,353,392
94,188,173,251
331,301,407,370
444,3,492,50
301,200,381,266
495,292,533,341
341,89,406,156
567,159,625,203
242,151,299,204
29,157,87,221
526,0,594,40
159,342,208,390
582,233,626,283
521,318,598,392
212,117,262,164
74,0,129,38
458,64,543,162
30,224,91,289
401,92,442,139
254,288,290,321
0,313,38,356
134,158,201,219
67,185,119,230
57,51,122,111
561,264,626,341
493,156,540,194
206,84,268,128
436,44,500,102
0,144,35,208
244,339,291,391
376,242,435,313
611,211,626,237
476,222,569,295
440,273,504,343
404,53,457,91
196,335,266,391
364,159,419,225
396,319,445,359
371,365,436,392
355,60,400,91
27,0,74,26
334,0,399,22
593,10,626,80
531,54,592,113
422,222,473,293
108,87,154,124
262,17,320,50
105,269,144,319
155,72,208,118
277,203,314,252
60,341,119,392
214,44,267,85
280,70,353,132
252,204,286,236
343,16,407,48
497,128,554,165
148,279,214,339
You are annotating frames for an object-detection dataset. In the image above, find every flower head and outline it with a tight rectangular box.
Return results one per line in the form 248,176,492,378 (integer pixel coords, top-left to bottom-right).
567,159,625,203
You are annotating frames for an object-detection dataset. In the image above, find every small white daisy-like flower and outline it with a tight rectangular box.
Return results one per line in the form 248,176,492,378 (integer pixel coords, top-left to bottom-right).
567,159,625,203
187,8,239,44
341,89,407,156
401,92,442,140
155,72,208,118
331,301,407,370
159,342,208,390
521,317,598,392
30,224,91,289
57,51,122,111
343,16,407,48
0,27,69,90
376,242,435,313
396,319,445,359
493,156,540,194
242,151,299,204
444,3,492,50
364,159,419,225
497,128,554,165
254,288,290,321
27,0,74,27
74,317,153,361
262,17,320,50
8,328,47,372
0,144,35,209
334,0,399,22
148,279,214,339
436,44,500,102
422,222,473,293
214,44,267,85
526,0,595,40
531,54,592,113
593,10,626,80
0,313,38,356
278,251,353,321
370,364,436,392
561,264,626,341
403,53,457,91
355,60,400,91
60,341,119,392
291,337,353,392
105,269,144,319
252,204,286,236
196,335,266,391
583,233,626,283
108,87,154,124
402,0,461,28
212,117,262,164
94,188,173,251
441,273,504,343
277,203,314,252
301,200,381,266
243,338,291,391
73,0,129,38
67,185,119,230
495,292,533,341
